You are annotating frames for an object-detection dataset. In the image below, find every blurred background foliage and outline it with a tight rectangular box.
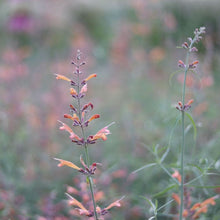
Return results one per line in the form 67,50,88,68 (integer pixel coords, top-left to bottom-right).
0,0,219,219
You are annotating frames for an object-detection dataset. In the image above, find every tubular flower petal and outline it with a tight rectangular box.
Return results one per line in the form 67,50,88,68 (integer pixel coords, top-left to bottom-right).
64,114,74,120
201,196,216,206
55,74,71,82
172,193,180,205
58,120,81,141
70,88,77,95
190,196,218,219
88,114,100,122
105,196,124,210
70,104,76,112
189,60,199,69
80,84,87,94
67,194,91,217
192,205,208,219
82,102,93,112
69,198,89,212
178,60,185,68
85,74,97,82
172,170,181,183
54,158,80,170
186,99,194,106
64,114,80,122
91,127,110,141
90,122,114,141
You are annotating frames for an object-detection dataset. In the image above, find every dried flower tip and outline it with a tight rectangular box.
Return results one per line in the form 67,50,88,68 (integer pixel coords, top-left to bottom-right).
82,102,94,112
54,158,80,170
80,84,87,94
182,42,189,49
70,104,76,112
55,74,71,82
172,169,181,183
70,88,77,96
189,60,199,69
84,74,97,82
178,60,185,68
88,114,100,122
80,62,86,66
80,155,87,169
178,101,183,108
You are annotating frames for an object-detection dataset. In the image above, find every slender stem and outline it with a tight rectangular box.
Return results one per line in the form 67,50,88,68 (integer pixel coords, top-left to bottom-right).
179,50,189,220
76,66,99,220
179,111,185,220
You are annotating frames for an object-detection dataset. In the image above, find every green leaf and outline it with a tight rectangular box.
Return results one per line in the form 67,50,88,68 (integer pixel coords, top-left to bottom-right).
160,146,170,163
152,184,178,198
141,197,156,211
132,163,157,174
185,112,197,141
187,185,220,189
187,163,204,173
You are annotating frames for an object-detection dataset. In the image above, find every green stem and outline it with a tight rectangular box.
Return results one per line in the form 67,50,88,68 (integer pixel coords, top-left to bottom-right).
76,67,99,220
179,50,189,220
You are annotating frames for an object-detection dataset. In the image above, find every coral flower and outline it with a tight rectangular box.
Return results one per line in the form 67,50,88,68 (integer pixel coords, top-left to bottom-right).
88,114,100,122
105,198,122,210
91,125,112,141
54,158,80,170
68,195,91,217
172,193,180,205
70,88,77,96
58,120,81,141
172,170,181,183
64,114,80,122
84,74,97,82
80,84,87,94
55,74,71,82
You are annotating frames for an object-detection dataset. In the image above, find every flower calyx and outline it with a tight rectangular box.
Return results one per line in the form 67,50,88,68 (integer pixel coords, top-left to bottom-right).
78,155,101,175
176,99,194,111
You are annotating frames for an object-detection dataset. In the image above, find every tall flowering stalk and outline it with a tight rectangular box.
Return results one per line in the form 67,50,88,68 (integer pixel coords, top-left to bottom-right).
54,50,122,219
176,27,206,220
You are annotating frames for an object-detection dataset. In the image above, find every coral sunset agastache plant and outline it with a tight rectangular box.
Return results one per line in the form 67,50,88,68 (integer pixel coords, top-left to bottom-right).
176,27,206,220
54,50,123,219
133,27,219,220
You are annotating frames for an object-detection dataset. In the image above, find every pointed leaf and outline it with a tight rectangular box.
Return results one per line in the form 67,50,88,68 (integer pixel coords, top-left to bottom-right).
185,112,197,141
132,163,157,174
153,184,177,198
